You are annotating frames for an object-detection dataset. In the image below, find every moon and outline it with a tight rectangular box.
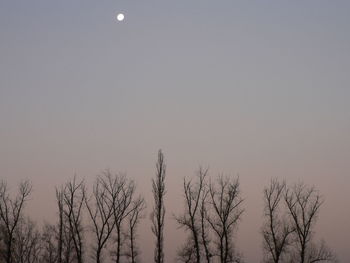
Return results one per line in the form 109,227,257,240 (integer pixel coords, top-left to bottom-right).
117,13,125,22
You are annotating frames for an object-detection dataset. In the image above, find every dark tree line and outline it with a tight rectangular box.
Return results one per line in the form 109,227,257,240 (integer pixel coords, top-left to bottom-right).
0,151,337,263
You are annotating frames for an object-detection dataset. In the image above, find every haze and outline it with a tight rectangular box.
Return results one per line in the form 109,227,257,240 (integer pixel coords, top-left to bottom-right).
0,1,349,262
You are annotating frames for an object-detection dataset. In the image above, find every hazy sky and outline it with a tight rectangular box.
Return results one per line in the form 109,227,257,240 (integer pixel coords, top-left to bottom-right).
1,1,350,262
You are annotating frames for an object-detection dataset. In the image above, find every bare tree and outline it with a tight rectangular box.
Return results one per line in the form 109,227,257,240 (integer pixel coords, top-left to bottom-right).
285,183,336,263
207,175,244,263
56,187,64,263
84,173,116,263
62,177,86,263
151,150,166,263
262,178,294,263
175,167,208,263
12,217,42,263
108,172,136,263
56,186,75,263
124,196,146,263
0,180,32,263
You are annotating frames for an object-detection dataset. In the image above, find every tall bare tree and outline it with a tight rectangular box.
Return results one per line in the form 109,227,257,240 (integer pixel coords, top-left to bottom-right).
84,173,116,263
124,196,146,263
56,187,64,263
62,177,86,263
107,172,136,263
284,183,336,263
200,183,212,263
175,168,208,263
262,178,294,263
56,186,75,263
207,175,244,263
0,180,32,263
151,150,166,263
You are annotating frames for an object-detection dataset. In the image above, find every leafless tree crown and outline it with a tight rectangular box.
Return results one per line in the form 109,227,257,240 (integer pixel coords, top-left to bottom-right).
262,178,294,263
151,150,166,263
206,175,244,263
84,172,116,263
284,183,336,263
175,167,210,263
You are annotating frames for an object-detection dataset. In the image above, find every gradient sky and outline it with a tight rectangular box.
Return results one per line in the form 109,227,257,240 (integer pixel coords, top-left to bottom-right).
1,1,350,262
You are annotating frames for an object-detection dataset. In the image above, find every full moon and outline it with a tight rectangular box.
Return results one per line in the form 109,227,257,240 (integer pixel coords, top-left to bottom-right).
117,13,125,21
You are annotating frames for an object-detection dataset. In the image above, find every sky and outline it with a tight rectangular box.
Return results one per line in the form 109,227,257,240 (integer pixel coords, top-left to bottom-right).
1,0,350,262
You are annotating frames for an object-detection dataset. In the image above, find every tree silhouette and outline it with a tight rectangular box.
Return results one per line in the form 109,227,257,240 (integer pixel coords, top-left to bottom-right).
175,167,209,263
151,150,166,263
56,185,76,263
0,180,32,263
61,177,86,263
200,180,212,263
56,187,64,263
124,196,146,263
108,172,137,263
262,178,294,263
0,155,340,263
207,175,244,263
84,172,116,263
284,183,336,263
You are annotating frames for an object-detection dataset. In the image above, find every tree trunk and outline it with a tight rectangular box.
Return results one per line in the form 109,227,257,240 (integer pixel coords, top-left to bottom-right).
96,248,101,263
130,227,135,263
192,227,200,263
219,236,224,263
6,237,12,263
116,225,121,263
